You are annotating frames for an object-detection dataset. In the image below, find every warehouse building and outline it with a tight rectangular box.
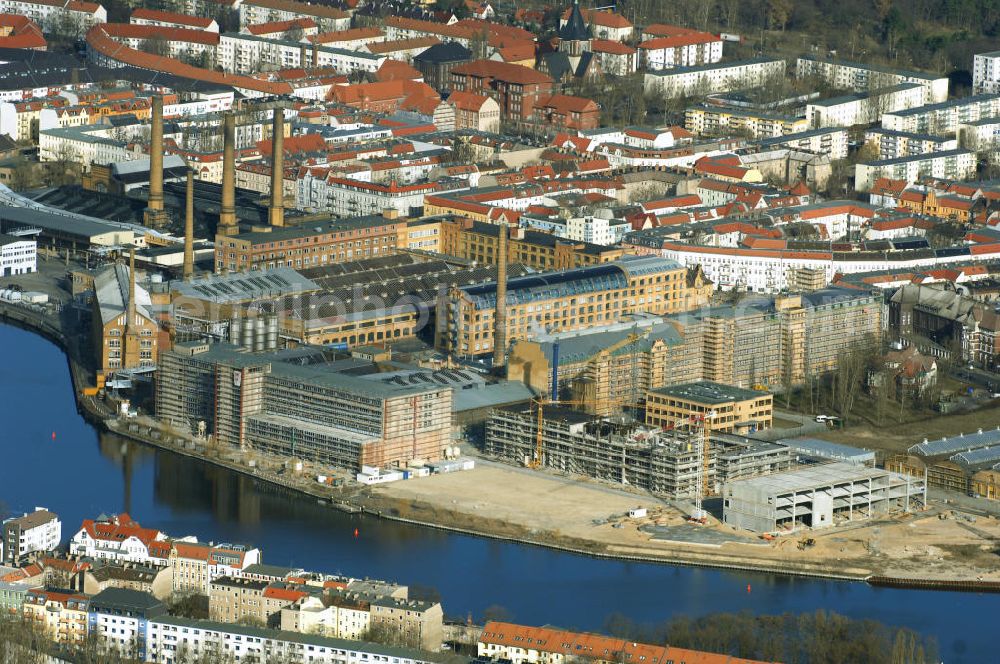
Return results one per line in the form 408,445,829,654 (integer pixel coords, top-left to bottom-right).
723,462,926,532
645,381,773,435
484,406,793,497
436,255,694,357
885,427,1000,496
781,437,876,466
155,342,452,469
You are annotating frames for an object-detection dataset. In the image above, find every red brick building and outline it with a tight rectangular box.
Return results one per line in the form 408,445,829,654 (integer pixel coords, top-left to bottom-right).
534,94,600,131
450,59,553,123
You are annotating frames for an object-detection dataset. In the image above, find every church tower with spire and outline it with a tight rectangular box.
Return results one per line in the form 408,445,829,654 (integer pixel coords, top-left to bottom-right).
559,0,591,58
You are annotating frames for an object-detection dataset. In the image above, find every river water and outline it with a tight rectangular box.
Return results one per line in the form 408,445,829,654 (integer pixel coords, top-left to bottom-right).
0,323,995,662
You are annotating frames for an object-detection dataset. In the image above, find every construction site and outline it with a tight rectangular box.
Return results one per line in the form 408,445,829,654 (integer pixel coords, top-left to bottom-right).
484,404,794,502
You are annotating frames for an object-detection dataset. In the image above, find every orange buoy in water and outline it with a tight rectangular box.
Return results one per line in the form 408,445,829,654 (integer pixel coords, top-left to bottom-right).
746,584,752,594
51,432,56,440
353,528,359,539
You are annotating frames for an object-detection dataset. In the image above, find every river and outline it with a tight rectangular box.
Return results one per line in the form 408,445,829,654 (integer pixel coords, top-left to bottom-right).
0,322,995,662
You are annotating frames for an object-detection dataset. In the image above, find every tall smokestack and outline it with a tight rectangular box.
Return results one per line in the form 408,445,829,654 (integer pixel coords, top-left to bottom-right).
144,96,165,227
493,221,508,369
184,168,195,281
149,96,163,211
219,111,237,234
127,246,136,332
269,107,285,227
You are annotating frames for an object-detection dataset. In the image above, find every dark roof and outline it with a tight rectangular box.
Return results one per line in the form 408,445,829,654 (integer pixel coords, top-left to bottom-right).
559,0,590,42
413,41,472,64
89,588,167,616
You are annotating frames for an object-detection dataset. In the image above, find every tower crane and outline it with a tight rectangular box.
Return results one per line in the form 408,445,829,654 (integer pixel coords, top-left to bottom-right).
528,397,622,469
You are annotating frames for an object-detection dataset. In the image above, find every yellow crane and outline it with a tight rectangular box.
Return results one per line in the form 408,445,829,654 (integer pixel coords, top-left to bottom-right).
529,397,624,469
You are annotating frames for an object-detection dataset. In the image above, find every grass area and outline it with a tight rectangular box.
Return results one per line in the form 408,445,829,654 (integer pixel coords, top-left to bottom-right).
771,417,803,429
822,400,1000,456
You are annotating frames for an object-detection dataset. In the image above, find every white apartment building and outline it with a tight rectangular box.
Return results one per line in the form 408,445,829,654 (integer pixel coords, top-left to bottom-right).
589,40,637,76
805,83,925,128
145,616,443,664
0,234,37,277
864,127,958,160
639,34,723,71
38,125,137,171
959,117,1000,151
641,238,1000,293
881,94,1000,135
757,127,850,160
565,213,632,245
854,149,977,192
644,58,785,97
280,596,370,641
796,56,949,104
0,0,106,37
68,514,167,564
973,52,1000,95
1,507,59,564
238,0,350,32
216,33,384,76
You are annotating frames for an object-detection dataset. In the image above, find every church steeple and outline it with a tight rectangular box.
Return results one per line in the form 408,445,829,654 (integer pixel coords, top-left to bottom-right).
559,0,590,57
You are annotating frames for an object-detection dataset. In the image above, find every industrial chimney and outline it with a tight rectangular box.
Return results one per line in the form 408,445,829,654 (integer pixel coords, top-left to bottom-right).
144,96,166,227
219,111,237,234
184,168,195,281
492,221,508,369
269,107,285,227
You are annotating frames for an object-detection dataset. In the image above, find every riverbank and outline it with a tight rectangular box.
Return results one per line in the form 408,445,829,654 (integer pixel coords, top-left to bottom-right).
5,303,1000,591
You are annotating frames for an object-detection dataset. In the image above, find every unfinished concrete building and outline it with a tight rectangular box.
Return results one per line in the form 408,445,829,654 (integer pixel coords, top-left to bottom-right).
723,462,926,532
484,407,795,498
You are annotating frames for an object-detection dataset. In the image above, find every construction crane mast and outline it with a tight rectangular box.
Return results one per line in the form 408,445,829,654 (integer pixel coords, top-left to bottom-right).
529,397,621,469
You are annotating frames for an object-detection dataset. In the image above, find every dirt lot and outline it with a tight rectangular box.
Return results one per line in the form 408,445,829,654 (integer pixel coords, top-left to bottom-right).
360,462,1000,582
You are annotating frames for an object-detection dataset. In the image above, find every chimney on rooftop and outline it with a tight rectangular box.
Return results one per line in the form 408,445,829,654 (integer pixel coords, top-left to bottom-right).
269,107,285,228
219,111,237,235
184,168,195,281
492,220,508,370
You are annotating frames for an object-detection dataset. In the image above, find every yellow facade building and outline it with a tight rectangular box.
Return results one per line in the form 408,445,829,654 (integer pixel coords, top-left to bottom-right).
645,381,773,435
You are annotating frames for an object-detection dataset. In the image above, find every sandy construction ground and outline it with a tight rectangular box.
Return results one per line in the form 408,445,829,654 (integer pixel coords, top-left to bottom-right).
362,462,1000,582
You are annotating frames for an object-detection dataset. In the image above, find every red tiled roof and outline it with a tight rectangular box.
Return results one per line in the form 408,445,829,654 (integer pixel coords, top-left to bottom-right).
367,36,439,54
376,59,424,82
131,8,215,29
101,22,220,46
448,90,492,112
310,27,383,43
589,39,636,55
639,32,719,49
539,94,599,113
480,622,771,664
242,0,347,20
246,17,316,35
560,8,632,29
452,59,552,85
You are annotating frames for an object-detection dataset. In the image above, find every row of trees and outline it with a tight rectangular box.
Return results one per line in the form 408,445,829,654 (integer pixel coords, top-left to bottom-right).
602,609,940,664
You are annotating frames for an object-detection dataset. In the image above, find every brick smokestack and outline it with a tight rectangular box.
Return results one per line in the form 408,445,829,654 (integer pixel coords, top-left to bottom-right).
492,221,508,369
184,168,195,281
269,107,285,227
219,111,237,234
127,246,136,332
147,95,164,212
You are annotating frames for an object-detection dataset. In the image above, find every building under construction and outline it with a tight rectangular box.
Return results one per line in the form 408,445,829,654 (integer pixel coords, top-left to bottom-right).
484,406,794,499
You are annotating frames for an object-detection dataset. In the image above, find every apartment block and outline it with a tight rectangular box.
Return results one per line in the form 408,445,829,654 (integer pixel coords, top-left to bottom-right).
146,615,447,664
881,94,1000,135
88,588,168,661
805,83,925,128
864,127,958,160
2,507,60,565
854,149,976,192
435,256,693,357
22,589,89,646
973,52,1000,94
757,127,850,160
645,381,773,435
796,56,949,103
210,577,307,627
644,58,785,97
685,105,808,139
